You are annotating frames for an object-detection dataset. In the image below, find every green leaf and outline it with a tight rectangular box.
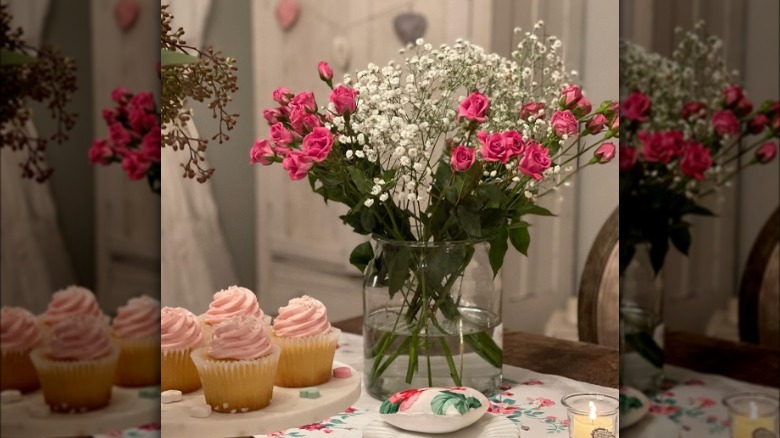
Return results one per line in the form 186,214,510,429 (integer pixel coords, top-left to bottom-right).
379,400,400,414
161,48,198,66
507,220,530,230
508,226,531,256
349,241,374,273
669,223,691,255
430,391,469,415
387,247,411,298
525,205,556,216
466,396,483,410
625,332,664,368
360,208,376,232
0,48,36,65
488,226,508,277
348,167,374,193
457,205,481,237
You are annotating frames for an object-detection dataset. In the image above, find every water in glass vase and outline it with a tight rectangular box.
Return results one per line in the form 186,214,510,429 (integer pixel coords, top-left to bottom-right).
621,305,664,395
363,307,502,400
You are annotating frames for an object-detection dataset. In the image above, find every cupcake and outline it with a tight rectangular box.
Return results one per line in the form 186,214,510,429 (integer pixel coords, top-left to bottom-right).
161,307,203,393
112,295,160,387
190,315,280,413
1,307,43,392
42,285,106,328
271,295,340,387
203,286,270,338
30,315,119,413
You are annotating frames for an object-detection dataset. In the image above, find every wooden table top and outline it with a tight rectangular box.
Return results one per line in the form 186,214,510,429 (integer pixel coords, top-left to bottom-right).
334,316,620,389
666,330,780,388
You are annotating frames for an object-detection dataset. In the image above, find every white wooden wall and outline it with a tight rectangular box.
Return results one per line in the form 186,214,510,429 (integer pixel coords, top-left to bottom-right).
621,0,780,332
252,0,617,330
91,0,161,313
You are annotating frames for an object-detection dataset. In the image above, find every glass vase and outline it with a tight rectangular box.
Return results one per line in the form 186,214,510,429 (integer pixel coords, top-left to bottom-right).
620,243,664,395
362,238,503,400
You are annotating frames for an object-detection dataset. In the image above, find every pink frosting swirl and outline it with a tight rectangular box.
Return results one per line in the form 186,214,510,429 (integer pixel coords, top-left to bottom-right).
161,307,203,351
112,295,160,339
204,286,265,325
1,307,43,351
48,315,113,360
273,295,331,338
208,316,274,360
43,285,104,325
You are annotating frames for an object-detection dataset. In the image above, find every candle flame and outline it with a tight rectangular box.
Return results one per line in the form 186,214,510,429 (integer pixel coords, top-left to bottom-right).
750,401,758,420
589,401,597,421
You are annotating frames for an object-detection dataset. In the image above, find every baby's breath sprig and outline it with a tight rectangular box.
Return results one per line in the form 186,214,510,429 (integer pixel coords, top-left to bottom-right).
160,5,239,183
0,4,78,182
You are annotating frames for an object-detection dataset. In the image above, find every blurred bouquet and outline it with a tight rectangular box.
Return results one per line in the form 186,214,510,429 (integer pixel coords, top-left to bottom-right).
619,23,779,273
0,4,77,182
251,22,616,392
160,5,238,183
89,87,161,193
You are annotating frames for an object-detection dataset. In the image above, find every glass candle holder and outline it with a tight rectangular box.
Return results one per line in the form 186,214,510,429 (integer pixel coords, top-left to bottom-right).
723,393,779,438
561,393,619,438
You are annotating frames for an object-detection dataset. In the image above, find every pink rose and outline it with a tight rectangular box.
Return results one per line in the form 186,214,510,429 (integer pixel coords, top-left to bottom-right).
503,130,525,157
594,142,616,163
610,115,620,132
129,91,155,112
748,114,769,134
681,102,706,120
520,101,545,120
121,152,151,181
679,141,713,180
301,127,334,162
712,110,740,137
88,139,112,165
111,86,130,104
518,141,551,180
450,145,476,171
140,129,161,163
109,122,132,146
289,91,317,112
735,97,753,117
272,87,293,105
250,139,275,165
318,61,333,81
282,150,313,180
585,114,608,134
559,85,583,109
289,106,322,133
129,106,148,132
572,97,592,118
550,110,578,137
639,130,684,162
535,397,556,408
619,146,638,171
102,109,118,124
478,131,508,163
263,108,284,125
722,85,744,108
141,113,159,131
458,91,490,123
621,91,651,122
270,122,294,147
756,142,777,163
329,85,359,115
388,389,425,411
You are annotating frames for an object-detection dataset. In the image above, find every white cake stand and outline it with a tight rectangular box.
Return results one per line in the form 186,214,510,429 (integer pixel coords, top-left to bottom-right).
161,361,361,438
0,386,159,438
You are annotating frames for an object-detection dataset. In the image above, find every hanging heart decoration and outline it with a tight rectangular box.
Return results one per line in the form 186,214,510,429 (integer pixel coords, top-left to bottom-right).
393,12,427,45
114,0,139,32
276,0,300,31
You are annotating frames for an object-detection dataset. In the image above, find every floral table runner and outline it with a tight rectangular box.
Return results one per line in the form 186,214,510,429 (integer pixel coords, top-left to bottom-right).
624,365,779,437
263,332,619,437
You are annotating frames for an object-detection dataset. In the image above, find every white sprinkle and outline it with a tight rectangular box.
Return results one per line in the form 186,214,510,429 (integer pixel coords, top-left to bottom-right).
190,405,212,418
0,390,21,404
161,390,183,404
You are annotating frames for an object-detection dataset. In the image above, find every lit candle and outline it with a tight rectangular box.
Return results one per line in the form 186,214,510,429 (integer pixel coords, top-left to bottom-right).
562,393,619,438
724,393,779,438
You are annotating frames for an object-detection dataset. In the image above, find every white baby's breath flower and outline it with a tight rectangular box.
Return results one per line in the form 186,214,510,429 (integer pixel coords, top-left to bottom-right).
364,198,375,207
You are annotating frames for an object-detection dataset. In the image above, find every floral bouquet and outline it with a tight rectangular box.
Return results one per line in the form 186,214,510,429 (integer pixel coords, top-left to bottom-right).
619,23,779,274
89,87,161,193
252,23,615,397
